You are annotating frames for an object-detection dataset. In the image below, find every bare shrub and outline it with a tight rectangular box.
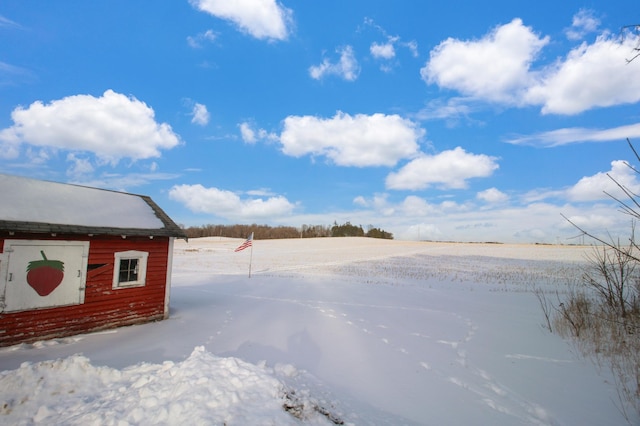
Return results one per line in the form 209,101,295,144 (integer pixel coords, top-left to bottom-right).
552,240,640,422
552,139,640,422
554,289,593,338
584,239,640,320
532,286,554,332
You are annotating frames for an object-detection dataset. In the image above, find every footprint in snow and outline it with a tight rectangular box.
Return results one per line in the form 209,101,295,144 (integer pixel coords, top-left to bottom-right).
437,340,459,349
457,349,467,367
411,332,430,339
486,382,507,397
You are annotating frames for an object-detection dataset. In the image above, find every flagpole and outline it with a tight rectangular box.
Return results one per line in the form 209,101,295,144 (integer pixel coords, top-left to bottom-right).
234,232,254,278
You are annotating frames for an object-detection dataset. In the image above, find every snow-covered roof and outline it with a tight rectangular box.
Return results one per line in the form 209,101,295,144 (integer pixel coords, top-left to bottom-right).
0,174,186,238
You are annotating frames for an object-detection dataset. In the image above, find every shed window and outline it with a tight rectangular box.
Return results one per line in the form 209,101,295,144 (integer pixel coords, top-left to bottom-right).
113,251,148,289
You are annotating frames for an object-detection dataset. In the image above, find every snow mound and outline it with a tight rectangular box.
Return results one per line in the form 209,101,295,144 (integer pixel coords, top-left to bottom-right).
0,346,337,425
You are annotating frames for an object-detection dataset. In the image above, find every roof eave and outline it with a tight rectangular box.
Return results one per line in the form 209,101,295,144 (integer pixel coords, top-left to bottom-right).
0,220,188,240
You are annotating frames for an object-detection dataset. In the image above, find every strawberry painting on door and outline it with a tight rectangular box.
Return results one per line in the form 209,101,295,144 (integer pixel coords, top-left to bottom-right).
26,250,65,297
1,240,89,312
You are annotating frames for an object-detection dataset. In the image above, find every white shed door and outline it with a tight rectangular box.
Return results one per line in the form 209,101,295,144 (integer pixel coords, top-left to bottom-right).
1,240,89,312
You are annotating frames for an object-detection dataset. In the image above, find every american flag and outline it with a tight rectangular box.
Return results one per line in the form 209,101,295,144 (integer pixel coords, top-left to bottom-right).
234,233,253,252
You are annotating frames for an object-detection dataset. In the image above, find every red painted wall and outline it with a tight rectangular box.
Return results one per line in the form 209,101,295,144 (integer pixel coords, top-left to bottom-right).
0,234,171,346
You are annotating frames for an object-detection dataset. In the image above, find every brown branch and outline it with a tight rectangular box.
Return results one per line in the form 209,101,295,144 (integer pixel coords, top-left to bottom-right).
622,25,640,63
560,213,640,263
624,138,640,163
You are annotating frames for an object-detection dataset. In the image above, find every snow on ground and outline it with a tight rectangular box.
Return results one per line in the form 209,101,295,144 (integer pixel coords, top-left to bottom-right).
0,237,634,425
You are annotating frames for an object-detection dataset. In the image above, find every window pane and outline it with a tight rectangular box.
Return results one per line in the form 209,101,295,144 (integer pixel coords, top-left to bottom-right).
119,258,139,283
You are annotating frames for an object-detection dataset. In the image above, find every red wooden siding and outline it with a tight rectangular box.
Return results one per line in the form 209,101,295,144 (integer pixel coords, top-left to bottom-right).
0,234,171,346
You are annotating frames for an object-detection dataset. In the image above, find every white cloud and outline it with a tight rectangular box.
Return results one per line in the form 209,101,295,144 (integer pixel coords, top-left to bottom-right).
566,160,640,202
370,42,395,59
279,112,424,167
169,183,295,220
520,188,564,204
517,160,640,204
398,195,472,217
353,193,397,216
72,172,180,193
505,122,640,147
560,212,617,233
400,195,434,216
386,147,499,190
394,199,622,243
422,18,640,115
25,147,50,164
0,90,181,165
246,188,275,197
370,40,398,73
363,17,418,61
565,9,600,41
189,0,292,41
477,187,508,203
353,196,368,207
367,193,395,216
372,196,624,242
415,97,482,126
476,188,509,204
0,61,35,86
0,15,20,29
421,18,549,104
525,34,640,114
405,40,419,58
287,159,639,243
309,46,360,81
66,153,94,179
285,188,632,243
239,122,277,144
187,29,217,48
0,137,19,159
0,61,28,76
191,103,210,126
239,122,257,143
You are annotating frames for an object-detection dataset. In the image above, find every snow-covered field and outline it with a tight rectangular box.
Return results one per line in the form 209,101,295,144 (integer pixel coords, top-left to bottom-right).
0,237,633,425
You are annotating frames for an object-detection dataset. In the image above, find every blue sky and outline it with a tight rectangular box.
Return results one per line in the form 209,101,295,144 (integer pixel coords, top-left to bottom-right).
1,1,639,243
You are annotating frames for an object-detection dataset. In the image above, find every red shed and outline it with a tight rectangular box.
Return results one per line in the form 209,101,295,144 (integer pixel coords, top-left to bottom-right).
0,174,187,346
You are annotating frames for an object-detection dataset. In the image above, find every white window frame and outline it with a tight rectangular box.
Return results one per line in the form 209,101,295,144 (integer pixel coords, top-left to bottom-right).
112,250,148,289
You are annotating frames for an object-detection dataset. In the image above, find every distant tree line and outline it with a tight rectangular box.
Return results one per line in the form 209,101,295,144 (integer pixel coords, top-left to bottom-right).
329,222,393,239
182,222,393,240
364,226,394,239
